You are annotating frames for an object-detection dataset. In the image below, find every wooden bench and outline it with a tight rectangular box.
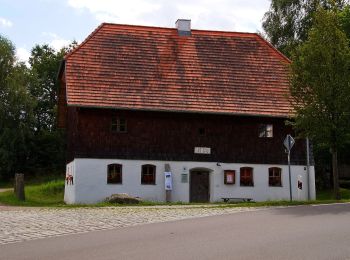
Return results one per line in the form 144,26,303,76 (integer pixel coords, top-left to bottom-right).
221,197,253,203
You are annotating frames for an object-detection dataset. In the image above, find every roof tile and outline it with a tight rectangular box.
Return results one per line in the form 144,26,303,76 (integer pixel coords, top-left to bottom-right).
64,23,292,117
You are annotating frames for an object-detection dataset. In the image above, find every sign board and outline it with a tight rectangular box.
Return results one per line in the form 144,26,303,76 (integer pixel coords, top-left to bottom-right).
224,170,235,185
283,135,295,152
194,147,211,154
164,172,172,190
181,173,188,183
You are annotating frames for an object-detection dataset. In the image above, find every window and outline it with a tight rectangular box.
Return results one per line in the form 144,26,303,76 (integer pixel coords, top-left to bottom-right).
259,124,273,138
107,164,122,184
240,167,254,186
141,164,156,185
224,170,235,185
111,117,127,133
269,167,282,187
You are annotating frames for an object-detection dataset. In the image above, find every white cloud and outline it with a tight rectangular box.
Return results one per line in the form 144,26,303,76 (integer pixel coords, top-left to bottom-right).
16,47,31,66
42,32,72,50
0,17,13,28
67,0,270,32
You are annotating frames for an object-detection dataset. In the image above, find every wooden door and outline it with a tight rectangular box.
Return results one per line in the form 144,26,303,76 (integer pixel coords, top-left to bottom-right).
190,171,209,202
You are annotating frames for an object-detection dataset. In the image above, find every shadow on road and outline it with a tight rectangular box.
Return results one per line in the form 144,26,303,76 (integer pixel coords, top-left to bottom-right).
270,203,350,217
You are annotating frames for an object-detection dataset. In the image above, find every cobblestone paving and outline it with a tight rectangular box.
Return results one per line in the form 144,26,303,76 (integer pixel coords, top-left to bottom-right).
0,206,261,245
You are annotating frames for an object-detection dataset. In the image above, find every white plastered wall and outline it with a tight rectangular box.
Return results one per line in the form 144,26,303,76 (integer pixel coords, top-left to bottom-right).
64,158,316,204
63,160,76,204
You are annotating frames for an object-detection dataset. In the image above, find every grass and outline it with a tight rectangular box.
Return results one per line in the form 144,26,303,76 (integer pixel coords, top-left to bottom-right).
0,179,350,208
316,188,350,200
0,180,65,207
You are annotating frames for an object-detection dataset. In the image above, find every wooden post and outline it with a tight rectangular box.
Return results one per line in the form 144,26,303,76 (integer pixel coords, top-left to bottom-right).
15,173,25,201
165,164,171,202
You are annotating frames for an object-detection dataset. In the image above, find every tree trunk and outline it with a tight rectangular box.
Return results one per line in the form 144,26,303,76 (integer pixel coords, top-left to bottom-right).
331,148,341,200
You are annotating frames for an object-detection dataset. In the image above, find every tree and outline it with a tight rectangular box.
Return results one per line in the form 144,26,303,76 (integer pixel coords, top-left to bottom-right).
28,44,75,131
290,7,350,199
26,42,77,175
339,4,350,38
262,0,348,57
0,35,35,181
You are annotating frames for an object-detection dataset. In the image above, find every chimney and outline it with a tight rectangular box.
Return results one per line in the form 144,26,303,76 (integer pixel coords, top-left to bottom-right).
176,19,191,36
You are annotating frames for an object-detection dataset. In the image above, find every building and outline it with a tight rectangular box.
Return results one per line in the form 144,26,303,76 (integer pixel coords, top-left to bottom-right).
58,20,316,204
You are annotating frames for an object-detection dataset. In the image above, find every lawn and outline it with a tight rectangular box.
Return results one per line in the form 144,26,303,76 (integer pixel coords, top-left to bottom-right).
0,180,66,206
0,179,350,207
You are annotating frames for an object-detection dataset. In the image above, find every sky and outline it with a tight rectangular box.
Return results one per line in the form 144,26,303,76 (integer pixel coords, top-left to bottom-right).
0,0,270,64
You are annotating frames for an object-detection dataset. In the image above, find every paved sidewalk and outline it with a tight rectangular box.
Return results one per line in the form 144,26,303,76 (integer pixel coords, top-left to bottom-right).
0,206,261,245
0,188,12,193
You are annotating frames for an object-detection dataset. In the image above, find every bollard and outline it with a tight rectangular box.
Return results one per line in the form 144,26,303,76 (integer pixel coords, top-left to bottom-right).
15,173,25,201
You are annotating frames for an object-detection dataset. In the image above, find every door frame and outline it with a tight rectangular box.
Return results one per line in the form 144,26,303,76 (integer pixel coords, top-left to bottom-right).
189,168,211,203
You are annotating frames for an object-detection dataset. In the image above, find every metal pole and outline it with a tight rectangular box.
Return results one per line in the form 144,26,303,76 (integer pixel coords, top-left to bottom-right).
306,137,311,200
288,150,292,201
288,136,293,202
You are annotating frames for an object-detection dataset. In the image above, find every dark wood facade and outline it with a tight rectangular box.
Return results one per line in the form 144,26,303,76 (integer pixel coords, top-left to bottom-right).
64,106,307,165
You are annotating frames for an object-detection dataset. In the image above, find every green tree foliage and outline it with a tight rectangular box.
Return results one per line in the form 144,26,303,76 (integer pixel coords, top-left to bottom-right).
0,35,35,180
290,8,350,199
339,5,350,38
29,45,64,131
25,42,76,177
0,35,76,181
262,0,348,57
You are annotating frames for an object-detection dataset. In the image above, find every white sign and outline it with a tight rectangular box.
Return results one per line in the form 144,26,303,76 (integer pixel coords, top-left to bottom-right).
226,174,233,183
194,147,211,154
283,135,295,152
164,172,172,190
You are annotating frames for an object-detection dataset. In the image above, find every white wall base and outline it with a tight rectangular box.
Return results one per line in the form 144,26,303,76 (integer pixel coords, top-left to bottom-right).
64,158,316,204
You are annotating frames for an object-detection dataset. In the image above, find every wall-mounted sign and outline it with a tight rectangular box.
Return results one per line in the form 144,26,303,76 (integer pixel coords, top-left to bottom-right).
194,147,211,154
224,170,235,185
181,173,188,183
164,172,172,190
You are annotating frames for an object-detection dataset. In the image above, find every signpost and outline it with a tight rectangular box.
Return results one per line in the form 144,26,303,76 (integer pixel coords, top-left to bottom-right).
284,134,295,201
164,164,172,202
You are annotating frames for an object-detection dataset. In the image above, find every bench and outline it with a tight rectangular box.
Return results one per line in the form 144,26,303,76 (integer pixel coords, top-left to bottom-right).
221,197,253,203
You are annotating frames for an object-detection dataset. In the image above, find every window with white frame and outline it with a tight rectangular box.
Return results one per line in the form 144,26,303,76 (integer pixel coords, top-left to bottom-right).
259,124,273,138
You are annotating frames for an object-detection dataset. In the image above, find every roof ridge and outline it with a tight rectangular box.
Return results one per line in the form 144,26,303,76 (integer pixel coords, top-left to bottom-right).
102,22,259,37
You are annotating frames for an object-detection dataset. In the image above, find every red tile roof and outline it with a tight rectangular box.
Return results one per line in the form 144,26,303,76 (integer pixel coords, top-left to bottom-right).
63,23,292,117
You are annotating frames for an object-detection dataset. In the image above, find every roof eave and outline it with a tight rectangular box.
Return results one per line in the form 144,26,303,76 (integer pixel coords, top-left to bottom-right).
67,103,293,119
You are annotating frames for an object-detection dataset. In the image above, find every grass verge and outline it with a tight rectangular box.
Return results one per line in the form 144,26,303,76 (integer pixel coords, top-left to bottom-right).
0,180,65,207
0,180,349,208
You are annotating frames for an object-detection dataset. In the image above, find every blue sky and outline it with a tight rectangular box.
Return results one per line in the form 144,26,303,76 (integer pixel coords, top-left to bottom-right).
0,0,270,63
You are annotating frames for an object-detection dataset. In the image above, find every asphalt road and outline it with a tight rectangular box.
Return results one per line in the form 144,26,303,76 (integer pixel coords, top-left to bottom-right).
1,203,350,260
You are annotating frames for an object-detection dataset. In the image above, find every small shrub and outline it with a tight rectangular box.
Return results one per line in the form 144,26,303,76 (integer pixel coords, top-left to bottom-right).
36,180,64,196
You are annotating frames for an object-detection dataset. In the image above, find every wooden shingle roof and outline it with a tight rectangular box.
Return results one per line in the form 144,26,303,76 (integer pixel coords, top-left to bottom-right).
63,23,292,117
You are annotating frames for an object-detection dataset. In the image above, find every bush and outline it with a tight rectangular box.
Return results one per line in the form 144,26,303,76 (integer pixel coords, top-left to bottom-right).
37,180,65,196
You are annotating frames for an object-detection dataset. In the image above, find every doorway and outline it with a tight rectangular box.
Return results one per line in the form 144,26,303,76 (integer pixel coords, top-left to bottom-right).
190,170,210,203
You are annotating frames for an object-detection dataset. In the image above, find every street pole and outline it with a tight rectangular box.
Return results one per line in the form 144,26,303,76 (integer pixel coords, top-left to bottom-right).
306,137,310,200
284,134,295,202
288,149,292,202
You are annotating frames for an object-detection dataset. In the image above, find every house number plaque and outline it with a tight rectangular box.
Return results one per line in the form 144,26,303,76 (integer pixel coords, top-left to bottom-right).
194,147,211,154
